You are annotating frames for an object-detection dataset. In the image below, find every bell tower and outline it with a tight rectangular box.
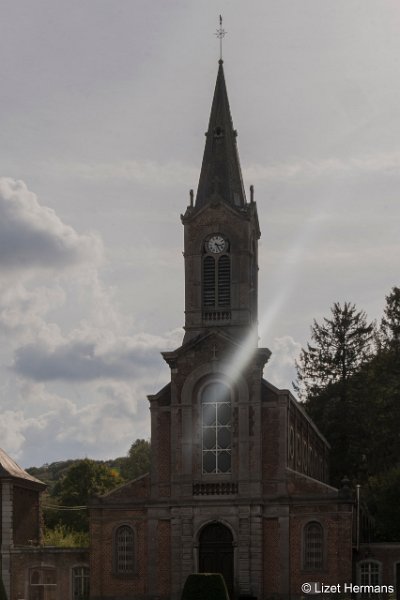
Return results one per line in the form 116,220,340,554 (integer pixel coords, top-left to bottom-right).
182,59,260,344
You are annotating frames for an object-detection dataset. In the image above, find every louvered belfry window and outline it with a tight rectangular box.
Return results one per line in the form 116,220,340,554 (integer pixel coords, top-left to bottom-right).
202,239,231,312
203,256,216,306
218,255,230,306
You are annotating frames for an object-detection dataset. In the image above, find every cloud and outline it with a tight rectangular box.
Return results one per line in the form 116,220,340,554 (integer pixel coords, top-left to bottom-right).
42,159,198,187
13,328,182,383
244,151,400,183
5,381,153,465
266,335,302,391
0,178,102,273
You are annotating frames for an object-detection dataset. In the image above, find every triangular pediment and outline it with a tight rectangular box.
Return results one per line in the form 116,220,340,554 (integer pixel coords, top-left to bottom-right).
162,330,270,369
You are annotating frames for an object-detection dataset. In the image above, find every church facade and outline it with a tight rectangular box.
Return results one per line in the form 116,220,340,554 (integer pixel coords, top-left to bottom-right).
89,60,355,600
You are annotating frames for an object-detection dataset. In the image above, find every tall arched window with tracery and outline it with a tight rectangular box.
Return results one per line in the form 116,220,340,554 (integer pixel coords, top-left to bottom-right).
201,381,232,474
303,521,324,570
114,525,135,575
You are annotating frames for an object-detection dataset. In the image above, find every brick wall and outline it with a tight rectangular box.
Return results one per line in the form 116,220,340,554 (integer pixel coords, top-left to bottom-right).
10,547,88,600
157,520,171,598
13,486,40,546
90,508,148,600
263,518,280,596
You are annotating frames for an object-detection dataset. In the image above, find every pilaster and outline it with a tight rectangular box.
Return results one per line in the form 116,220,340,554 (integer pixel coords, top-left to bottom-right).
1,480,13,599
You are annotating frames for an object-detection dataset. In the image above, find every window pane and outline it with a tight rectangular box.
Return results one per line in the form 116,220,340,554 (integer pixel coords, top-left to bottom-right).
304,522,323,570
201,382,231,474
116,526,134,574
73,566,89,600
203,451,217,473
203,428,216,450
202,382,228,404
202,404,216,426
217,451,231,473
217,427,231,449
217,403,230,425
29,568,57,600
360,562,380,588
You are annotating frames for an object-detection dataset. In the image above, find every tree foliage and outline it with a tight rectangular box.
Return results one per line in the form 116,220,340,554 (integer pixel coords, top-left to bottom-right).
295,301,375,400
380,286,400,351
119,439,151,481
367,467,400,542
45,459,123,532
296,289,400,539
38,439,151,537
43,523,89,547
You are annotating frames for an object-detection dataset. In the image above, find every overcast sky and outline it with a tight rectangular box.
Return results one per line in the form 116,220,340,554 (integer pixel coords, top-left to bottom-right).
1,1,400,467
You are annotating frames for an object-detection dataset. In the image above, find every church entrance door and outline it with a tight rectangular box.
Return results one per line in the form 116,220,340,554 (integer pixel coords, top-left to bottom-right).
199,522,234,598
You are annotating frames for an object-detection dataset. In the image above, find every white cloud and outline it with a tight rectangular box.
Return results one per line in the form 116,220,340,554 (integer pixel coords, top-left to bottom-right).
0,177,102,273
0,179,180,464
266,335,302,391
13,327,182,383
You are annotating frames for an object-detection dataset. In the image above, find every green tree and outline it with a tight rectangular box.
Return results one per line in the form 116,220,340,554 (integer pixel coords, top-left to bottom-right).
295,302,375,485
48,459,122,532
380,286,400,351
295,301,375,400
119,439,151,481
366,467,400,541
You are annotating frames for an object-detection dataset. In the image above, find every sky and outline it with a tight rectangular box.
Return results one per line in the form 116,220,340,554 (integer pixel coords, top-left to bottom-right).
1,1,400,467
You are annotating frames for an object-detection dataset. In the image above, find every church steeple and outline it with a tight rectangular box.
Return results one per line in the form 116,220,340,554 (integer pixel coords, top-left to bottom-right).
181,57,259,344
195,60,246,208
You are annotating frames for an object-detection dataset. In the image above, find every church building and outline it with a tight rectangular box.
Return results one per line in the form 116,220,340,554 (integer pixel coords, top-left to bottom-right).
89,58,355,600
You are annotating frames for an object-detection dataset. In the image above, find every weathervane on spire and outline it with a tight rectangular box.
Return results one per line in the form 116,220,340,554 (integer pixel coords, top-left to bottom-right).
215,15,226,61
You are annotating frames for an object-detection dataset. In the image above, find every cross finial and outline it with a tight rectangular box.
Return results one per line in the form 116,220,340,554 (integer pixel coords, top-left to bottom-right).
211,344,218,360
215,15,226,61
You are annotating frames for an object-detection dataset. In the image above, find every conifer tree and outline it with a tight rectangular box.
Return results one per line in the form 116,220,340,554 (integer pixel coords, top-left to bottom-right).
380,286,400,352
295,302,375,485
295,301,375,400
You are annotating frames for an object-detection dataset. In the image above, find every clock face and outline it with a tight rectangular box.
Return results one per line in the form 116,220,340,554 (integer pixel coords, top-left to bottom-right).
207,235,226,254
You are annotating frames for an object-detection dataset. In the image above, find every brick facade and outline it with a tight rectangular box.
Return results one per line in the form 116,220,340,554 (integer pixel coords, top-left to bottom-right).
0,450,89,600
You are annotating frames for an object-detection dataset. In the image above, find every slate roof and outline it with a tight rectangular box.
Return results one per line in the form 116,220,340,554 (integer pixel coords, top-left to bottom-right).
195,60,246,209
0,447,45,486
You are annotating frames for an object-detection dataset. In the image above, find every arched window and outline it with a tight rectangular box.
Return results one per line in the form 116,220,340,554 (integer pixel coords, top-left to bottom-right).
303,522,324,570
29,567,57,599
72,566,89,600
358,561,381,587
114,525,135,574
201,381,232,474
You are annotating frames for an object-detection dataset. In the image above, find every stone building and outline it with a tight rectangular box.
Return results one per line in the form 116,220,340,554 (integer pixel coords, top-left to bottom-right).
89,59,356,600
0,448,89,600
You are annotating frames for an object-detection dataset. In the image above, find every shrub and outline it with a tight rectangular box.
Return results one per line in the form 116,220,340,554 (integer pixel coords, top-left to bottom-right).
181,573,229,600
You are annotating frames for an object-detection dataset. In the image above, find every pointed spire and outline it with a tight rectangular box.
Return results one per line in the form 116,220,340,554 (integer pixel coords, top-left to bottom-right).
195,61,246,209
